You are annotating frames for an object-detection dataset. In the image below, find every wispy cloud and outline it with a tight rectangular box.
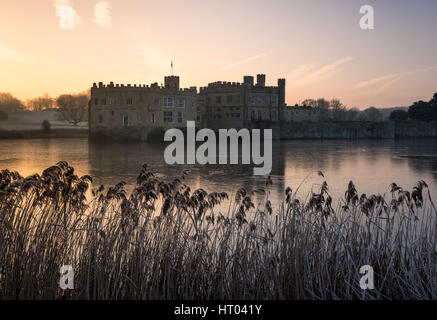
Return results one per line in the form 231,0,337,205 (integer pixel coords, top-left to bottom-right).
354,73,400,89
93,1,111,28
221,53,265,71
288,57,354,87
286,63,316,82
354,66,437,92
54,0,82,30
0,43,31,63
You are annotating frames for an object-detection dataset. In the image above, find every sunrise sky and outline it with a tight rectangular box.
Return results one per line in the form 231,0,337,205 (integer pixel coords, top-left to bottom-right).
1,0,436,109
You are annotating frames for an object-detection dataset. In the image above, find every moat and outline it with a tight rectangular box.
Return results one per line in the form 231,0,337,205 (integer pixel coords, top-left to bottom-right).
1,138,437,204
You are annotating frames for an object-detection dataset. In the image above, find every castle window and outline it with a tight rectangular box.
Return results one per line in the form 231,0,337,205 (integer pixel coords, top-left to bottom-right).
164,96,174,107
196,106,201,112
216,96,221,104
163,111,173,123
236,95,241,103
177,98,185,108
271,110,277,121
123,115,129,127
111,111,114,116
196,115,201,122
177,111,183,123
126,98,133,105
154,98,159,106
257,96,264,105
101,98,106,105
95,98,99,105
258,110,262,120
227,95,232,104
98,114,103,123
152,113,155,123
271,95,278,105
251,110,255,120
206,97,211,105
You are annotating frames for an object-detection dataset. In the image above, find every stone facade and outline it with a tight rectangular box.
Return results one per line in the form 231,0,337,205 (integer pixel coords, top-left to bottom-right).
284,105,319,122
89,76,201,140
89,73,286,140
198,74,286,130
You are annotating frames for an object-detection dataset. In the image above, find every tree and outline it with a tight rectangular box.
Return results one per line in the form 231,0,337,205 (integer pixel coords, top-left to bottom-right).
389,109,409,121
301,99,318,108
345,108,360,121
316,98,331,121
330,99,347,121
408,100,432,121
41,120,51,132
359,107,383,122
0,92,24,113
28,94,54,111
56,94,88,126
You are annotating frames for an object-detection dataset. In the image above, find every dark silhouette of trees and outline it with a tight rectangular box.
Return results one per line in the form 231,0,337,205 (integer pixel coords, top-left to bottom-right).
359,107,383,122
27,94,54,111
407,93,437,121
56,94,89,126
389,109,409,120
0,92,24,114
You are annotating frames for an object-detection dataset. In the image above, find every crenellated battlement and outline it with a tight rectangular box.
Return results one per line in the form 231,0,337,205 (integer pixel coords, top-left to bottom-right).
91,80,197,94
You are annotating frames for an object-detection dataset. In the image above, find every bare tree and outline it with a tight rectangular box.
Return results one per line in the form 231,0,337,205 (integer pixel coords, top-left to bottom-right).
56,94,88,126
301,99,318,108
330,99,347,121
0,92,24,113
316,98,331,121
27,94,54,111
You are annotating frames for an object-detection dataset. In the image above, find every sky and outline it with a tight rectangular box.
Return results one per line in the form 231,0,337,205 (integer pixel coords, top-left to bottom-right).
0,0,436,109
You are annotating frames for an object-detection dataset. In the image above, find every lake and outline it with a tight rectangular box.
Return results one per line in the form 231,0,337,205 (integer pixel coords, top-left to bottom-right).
1,138,437,206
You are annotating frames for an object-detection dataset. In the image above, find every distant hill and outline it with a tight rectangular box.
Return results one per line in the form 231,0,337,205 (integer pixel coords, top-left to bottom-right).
377,106,408,120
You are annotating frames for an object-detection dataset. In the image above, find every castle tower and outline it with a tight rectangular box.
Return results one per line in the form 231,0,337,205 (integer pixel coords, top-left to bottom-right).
164,75,180,90
256,74,266,87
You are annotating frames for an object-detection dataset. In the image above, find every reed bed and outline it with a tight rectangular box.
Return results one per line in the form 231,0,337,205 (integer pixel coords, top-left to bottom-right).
0,161,436,299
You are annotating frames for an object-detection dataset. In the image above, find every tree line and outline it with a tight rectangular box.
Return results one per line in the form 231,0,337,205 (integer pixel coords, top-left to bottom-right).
0,91,90,125
389,92,437,121
299,98,383,122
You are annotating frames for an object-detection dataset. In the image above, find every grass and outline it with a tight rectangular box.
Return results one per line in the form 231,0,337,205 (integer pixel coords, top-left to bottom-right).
0,162,436,299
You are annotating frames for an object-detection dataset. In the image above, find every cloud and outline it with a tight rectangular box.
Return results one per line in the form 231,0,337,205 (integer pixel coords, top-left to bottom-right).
0,43,31,63
355,66,437,92
54,0,82,30
354,73,400,89
93,1,111,28
221,53,265,71
286,63,316,82
288,57,354,87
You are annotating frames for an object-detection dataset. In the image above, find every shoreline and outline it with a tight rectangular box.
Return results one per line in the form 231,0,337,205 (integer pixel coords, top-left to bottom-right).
0,128,88,139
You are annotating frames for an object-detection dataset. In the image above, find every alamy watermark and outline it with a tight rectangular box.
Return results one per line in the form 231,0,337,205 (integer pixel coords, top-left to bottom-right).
360,5,374,30
359,265,374,290
59,265,74,290
163,121,272,176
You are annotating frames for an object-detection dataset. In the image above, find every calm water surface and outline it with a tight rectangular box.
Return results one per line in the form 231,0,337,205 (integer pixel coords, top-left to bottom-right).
1,138,437,205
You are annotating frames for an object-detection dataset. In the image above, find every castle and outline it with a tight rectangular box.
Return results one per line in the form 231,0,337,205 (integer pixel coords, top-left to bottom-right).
89,74,290,141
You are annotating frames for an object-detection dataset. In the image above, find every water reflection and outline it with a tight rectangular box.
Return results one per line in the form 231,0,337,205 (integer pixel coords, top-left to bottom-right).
1,138,437,205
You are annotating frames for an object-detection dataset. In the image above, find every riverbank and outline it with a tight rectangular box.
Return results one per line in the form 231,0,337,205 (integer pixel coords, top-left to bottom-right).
0,128,88,139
